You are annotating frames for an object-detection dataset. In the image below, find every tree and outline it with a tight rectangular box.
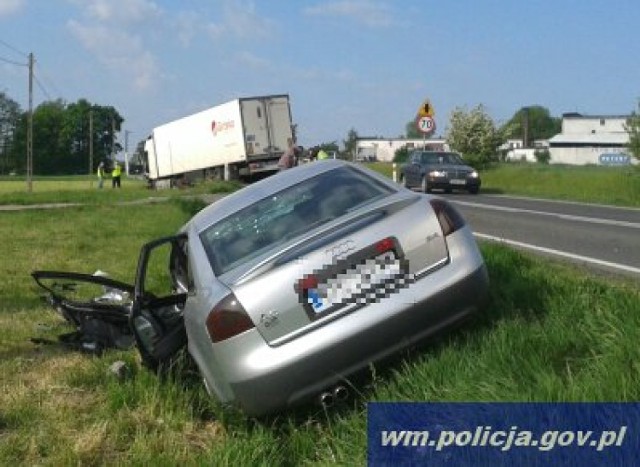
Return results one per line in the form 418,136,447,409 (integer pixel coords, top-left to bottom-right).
32,99,68,174
317,141,339,152
7,99,70,175
445,104,502,167
10,98,124,175
501,105,561,145
342,128,359,160
0,92,22,174
393,146,409,163
404,119,422,139
625,100,640,162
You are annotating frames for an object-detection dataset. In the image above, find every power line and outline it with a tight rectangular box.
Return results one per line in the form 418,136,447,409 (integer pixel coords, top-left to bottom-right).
0,38,27,57
0,55,27,67
33,62,64,100
33,74,52,100
2,55,65,102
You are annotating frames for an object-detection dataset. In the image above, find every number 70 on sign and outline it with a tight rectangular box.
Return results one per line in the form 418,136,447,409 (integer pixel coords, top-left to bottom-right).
416,115,436,135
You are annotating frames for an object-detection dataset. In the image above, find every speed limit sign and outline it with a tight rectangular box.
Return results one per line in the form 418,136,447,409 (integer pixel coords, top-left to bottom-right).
416,115,436,135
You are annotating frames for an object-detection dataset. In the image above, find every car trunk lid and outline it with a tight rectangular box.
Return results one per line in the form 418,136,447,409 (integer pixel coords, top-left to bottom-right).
227,196,449,345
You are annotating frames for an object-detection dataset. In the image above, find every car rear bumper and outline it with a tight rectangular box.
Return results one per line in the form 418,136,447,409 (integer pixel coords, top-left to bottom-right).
193,228,489,417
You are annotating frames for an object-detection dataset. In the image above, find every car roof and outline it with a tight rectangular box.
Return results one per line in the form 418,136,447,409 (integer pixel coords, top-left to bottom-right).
188,160,384,233
412,150,459,156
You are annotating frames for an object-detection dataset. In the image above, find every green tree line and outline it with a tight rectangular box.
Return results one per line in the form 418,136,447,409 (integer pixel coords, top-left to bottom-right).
0,92,123,175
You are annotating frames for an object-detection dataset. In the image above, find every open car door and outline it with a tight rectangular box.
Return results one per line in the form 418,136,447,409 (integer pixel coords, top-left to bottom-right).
31,270,136,353
130,234,189,372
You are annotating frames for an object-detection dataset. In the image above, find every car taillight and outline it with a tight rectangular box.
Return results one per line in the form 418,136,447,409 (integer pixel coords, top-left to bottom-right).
298,274,319,291
206,293,255,343
429,199,466,236
375,237,395,254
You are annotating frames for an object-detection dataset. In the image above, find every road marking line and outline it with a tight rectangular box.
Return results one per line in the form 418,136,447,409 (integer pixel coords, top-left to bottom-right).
453,200,640,229
482,194,640,212
474,232,640,275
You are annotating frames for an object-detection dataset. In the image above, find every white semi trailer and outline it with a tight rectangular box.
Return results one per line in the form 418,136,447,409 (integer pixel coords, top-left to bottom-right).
144,94,294,186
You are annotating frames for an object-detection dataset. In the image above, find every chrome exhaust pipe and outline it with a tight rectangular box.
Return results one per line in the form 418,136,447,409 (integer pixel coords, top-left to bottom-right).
319,391,334,407
333,385,349,402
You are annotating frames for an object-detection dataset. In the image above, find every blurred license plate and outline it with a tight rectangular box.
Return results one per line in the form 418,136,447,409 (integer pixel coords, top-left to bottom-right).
450,179,466,185
306,251,402,314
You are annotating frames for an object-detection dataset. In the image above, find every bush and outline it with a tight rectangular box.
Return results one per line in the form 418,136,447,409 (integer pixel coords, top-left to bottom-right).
461,152,496,169
393,146,410,164
534,149,551,164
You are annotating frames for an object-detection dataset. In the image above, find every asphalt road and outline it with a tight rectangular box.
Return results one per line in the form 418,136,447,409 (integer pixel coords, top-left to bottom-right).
440,193,640,281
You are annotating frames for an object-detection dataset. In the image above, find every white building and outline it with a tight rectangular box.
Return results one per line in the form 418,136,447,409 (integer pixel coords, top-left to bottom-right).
548,113,633,165
500,139,550,162
355,138,449,162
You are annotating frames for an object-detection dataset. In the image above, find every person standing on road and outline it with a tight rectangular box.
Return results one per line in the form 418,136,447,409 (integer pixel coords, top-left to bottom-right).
97,162,105,189
278,139,297,171
112,162,122,188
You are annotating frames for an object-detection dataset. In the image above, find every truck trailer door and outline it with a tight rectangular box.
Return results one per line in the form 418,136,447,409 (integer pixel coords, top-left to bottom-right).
241,96,292,158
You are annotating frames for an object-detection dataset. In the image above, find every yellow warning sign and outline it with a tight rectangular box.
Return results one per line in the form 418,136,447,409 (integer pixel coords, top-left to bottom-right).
417,99,435,118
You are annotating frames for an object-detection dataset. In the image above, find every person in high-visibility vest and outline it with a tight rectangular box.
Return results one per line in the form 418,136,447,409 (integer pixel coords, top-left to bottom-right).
97,162,105,189
317,148,330,160
112,163,122,188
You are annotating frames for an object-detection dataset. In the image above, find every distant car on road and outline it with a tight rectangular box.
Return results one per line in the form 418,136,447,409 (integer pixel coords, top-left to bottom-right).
401,151,481,194
33,160,488,417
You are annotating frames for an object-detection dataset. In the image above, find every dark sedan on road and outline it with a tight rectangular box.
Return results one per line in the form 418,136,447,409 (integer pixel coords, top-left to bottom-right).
400,151,481,194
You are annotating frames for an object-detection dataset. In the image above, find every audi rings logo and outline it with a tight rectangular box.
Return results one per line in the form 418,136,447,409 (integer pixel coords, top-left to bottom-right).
325,239,355,260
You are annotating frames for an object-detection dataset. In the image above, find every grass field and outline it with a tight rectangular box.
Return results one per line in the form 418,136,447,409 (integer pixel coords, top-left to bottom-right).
480,163,640,206
0,175,241,206
365,162,640,207
1,198,638,464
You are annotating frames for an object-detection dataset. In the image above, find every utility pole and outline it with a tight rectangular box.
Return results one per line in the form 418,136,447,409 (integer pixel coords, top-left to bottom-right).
111,115,116,163
26,52,33,192
89,110,93,187
124,130,131,175
522,107,530,149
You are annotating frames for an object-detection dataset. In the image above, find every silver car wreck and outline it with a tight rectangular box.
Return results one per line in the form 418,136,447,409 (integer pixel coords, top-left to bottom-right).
34,160,489,417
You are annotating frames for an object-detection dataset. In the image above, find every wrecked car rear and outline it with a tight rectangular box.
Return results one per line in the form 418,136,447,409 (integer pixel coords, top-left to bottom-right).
34,160,489,417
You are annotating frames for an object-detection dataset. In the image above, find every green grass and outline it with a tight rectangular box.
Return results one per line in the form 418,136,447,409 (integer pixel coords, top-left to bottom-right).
363,162,640,207
0,175,242,206
1,200,638,464
481,163,640,206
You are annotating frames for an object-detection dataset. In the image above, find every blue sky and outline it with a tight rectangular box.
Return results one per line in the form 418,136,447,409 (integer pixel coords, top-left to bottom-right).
1,0,639,150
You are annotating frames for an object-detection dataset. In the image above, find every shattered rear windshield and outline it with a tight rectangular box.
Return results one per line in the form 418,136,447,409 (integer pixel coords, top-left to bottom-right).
200,166,395,275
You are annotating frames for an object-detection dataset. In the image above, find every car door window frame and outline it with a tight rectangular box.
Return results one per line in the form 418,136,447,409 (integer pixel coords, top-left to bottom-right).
134,233,191,304
131,233,190,371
